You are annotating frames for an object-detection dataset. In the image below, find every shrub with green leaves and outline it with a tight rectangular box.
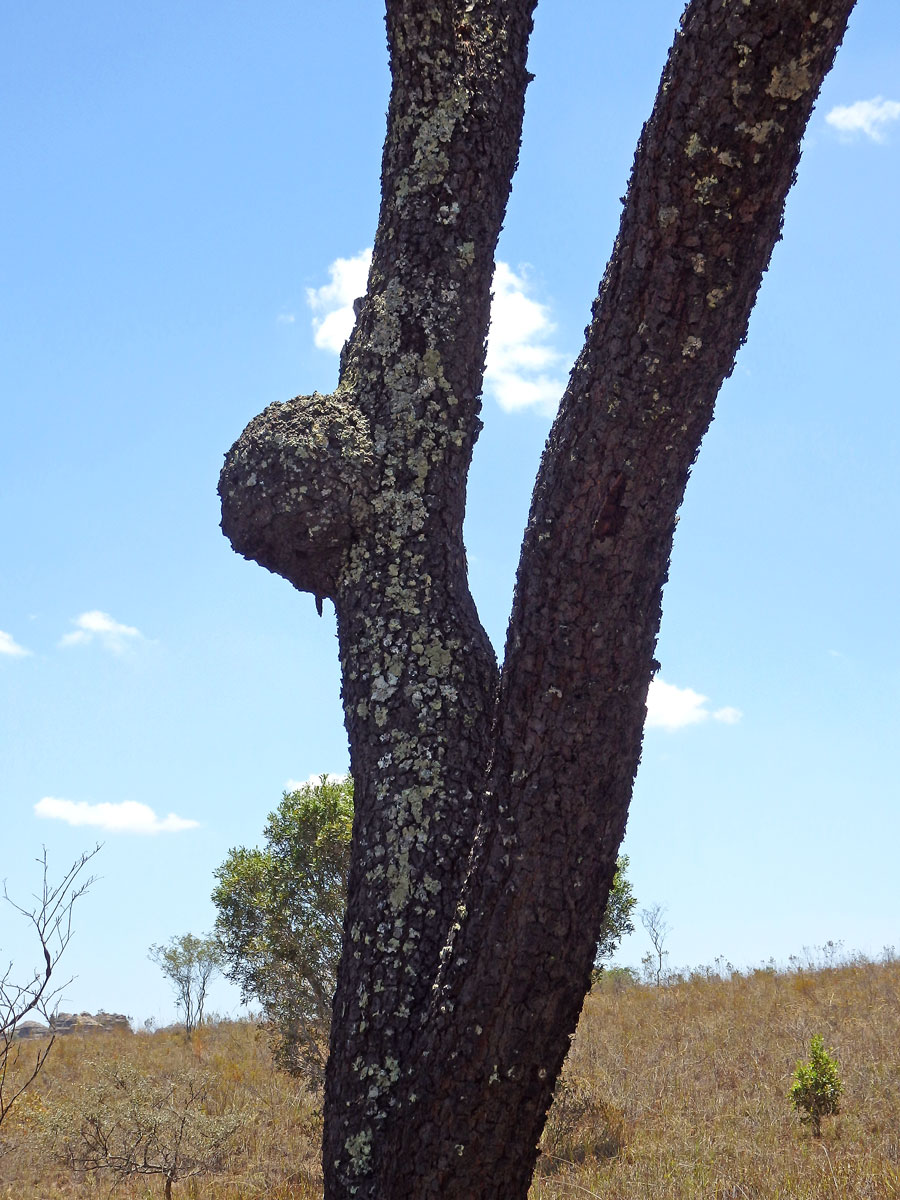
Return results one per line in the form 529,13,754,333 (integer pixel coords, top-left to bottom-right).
593,855,638,975
789,1034,843,1136
212,774,352,1080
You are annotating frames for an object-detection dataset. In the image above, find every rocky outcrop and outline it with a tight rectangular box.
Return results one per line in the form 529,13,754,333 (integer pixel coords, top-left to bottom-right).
11,1011,132,1040
10,1020,51,1041
93,1011,132,1033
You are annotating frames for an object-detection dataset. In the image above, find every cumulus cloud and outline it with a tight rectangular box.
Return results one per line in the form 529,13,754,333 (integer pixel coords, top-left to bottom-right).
826,97,900,141
306,249,373,353
646,678,742,732
35,797,199,834
306,249,567,415
0,630,30,657
285,772,349,792
59,611,142,653
484,262,568,415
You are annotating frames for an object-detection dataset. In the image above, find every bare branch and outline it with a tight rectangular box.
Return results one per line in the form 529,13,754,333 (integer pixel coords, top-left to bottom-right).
0,845,100,1131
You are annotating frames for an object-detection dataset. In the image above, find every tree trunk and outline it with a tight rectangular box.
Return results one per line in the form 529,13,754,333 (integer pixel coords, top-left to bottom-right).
219,1,856,1196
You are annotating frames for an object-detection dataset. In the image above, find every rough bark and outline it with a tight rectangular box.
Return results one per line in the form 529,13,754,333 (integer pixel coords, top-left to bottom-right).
219,1,856,1196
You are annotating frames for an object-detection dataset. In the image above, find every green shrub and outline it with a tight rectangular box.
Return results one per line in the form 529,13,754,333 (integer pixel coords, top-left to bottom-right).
789,1034,842,1136
212,774,353,1081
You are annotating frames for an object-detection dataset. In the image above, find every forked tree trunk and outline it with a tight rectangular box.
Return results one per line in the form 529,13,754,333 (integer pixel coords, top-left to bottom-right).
219,1,856,1196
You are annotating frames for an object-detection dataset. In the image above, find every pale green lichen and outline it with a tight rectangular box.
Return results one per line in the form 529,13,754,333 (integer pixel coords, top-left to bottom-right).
691,253,706,275
693,175,719,204
344,1129,372,1176
737,118,783,144
682,336,703,359
404,85,472,190
732,79,752,107
387,848,412,911
734,41,751,69
767,56,813,101
685,132,704,158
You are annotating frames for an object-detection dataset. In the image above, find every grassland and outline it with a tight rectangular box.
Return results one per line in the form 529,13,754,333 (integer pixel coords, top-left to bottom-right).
2,954,898,1198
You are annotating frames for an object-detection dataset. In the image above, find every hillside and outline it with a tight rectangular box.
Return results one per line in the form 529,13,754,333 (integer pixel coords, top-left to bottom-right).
1,954,898,1198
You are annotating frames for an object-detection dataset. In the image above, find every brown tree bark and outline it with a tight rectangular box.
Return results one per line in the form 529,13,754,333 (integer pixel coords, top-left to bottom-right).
219,1,856,1196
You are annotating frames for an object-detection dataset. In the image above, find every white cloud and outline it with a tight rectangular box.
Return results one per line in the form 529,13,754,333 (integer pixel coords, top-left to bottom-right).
306,249,373,353
0,630,30,657
285,772,349,792
712,705,742,725
826,97,900,142
484,262,567,415
646,678,742,732
35,797,199,834
276,313,296,324
59,610,142,653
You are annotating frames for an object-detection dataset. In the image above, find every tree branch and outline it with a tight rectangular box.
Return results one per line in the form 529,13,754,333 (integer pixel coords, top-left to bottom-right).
0,846,100,1130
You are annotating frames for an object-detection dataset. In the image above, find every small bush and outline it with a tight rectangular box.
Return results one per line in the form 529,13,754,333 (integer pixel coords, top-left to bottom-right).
592,964,639,992
37,1060,245,1198
789,1034,843,1136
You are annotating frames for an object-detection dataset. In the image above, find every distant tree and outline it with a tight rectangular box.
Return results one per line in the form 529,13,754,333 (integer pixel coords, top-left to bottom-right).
640,903,671,987
1,847,99,1134
593,856,637,972
148,934,222,1039
212,774,352,1078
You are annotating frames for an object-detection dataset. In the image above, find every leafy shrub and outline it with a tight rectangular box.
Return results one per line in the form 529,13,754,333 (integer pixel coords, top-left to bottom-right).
592,964,639,993
213,774,352,1081
592,855,638,973
789,1034,843,1136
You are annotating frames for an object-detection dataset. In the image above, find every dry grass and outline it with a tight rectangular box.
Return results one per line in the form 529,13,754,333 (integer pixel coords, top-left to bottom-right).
1,955,898,1198
533,954,900,1200
0,1021,323,1199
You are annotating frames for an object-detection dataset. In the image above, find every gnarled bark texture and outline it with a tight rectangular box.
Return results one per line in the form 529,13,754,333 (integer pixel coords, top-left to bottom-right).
219,1,856,1196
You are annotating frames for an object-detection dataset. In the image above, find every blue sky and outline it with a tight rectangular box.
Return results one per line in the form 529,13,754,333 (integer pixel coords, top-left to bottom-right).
2,1,898,1026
